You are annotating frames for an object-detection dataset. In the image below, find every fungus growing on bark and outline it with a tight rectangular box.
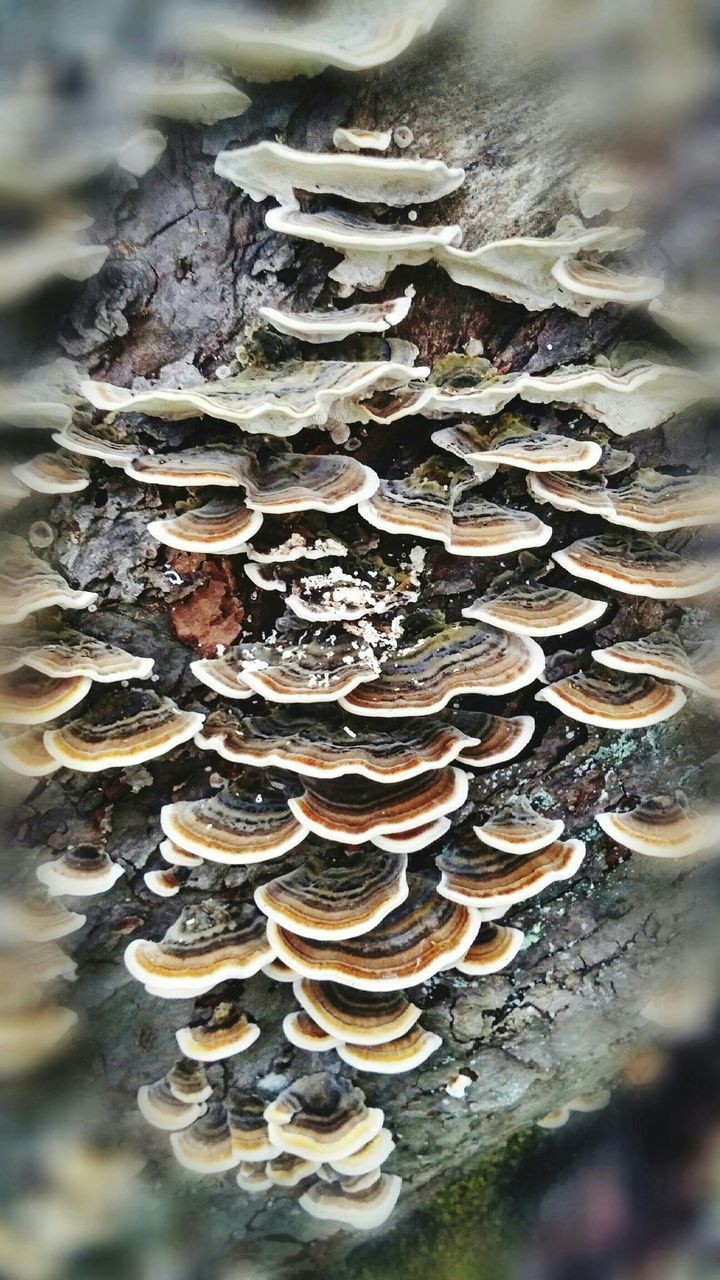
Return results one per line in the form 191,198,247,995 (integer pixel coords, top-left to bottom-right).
214,141,464,209
553,534,719,599
358,459,553,555
135,74,251,125
294,979,420,1046
137,1064,211,1131
340,621,545,716
143,868,184,898
455,923,525,975
452,711,535,768
51,422,138,466
268,876,480,990
148,498,263,554
195,708,480,782
597,794,719,858
225,1090,281,1162
463,584,607,636
160,840,203,869
333,127,393,153
550,258,663,305
176,0,447,79
0,728,61,777
160,781,307,866
43,690,203,771
0,537,97,624
431,419,603,472
337,1024,442,1074
0,670,92,725
264,205,462,294
283,1010,341,1052
370,818,451,852
592,629,720,698
176,1001,260,1062
288,768,468,844
265,1153,321,1187
36,846,124,898
436,840,586,909
256,848,409,940
299,1173,402,1230
2,892,85,943
12,452,89,495
124,901,272,998
264,1072,384,1162
0,631,154,682
82,360,424,436
536,666,686,728
528,468,720,532
170,1104,239,1174
474,797,565,854
260,290,413,343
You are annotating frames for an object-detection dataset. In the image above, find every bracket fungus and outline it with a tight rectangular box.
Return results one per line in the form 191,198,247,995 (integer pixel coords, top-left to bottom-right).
528,468,720,532
452,711,536,768
175,1002,260,1062
454,923,525,975
148,498,264,555
358,459,553,556
195,708,481,782
294,980,421,1047
159,781,308,866
552,534,720,599
592,629,720,698
0,670,92,726
0,537,97,625
267,876,480,991
214,141,464,210
299,1172,402,1230
134,74,251,126
336,1024,442,1074
283,1009,342,1052
255,849,409,940
463,585,607,636
287,768,468,844
536,666,686,729
264,1072,384,1162
12,451,89,495
137,1069,210,1132
259,290,413,343
170,1104,240,1174
36,846,125,898
431,420,603,473
596,795,719,859
124,901,272,999
340,621,545,716
43,690,203,771
0,631,154,683
474,798,565,855
0,727,62,777
436,840,586,910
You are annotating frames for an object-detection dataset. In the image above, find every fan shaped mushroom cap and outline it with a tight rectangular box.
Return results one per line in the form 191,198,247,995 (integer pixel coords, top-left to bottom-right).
143,868,184,897
36,845,124,898
294,979,421,1046
550,258,663,305
340,622,545,717
137,1070,210,1131
530,468,720,532
246,519,348,565
455,922,525,975
51,422,138,465
256,849,409,940
463,585,607,637
592,629,716,696
260,291,413,343
333,128,393,153
176,0,446,79
196,707,480,783
526,470,615,519
0,537,97,624
433,216,639,314
264,1072,384,1162
358,460,552,555
328,1129,396,1176
370,817,451,852
159,839,203,869
82,360,424,435
337,1024,442,1074
124,900,272,998
12,451,89,495
263,958,296,983
0,670,92,725
537,1105,571,1130
436,840,586,909
43,690,203,771
299,1172,402,1230
135,74,251,125
236,1164,274,1192
288,768,468,844
2,892,85,943
431,419,602,472
225,1090,281,1162
453,711,535,768
474,798,564,855
148,498,263,554
0,728,61,776
264,1153,321,1188
7,632,154,683
283,1010,342,1052
192,625,384,704
160,781,307,866
597,795,719,858
176,1002,260,1062
552,534,719,599
215,141,464,210
536,665,686,728
170,1103,239,1173
264,205,462,295
268,875,480,991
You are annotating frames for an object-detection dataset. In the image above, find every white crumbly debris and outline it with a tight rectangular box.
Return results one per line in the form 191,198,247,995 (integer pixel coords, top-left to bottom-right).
446,1072,472,1098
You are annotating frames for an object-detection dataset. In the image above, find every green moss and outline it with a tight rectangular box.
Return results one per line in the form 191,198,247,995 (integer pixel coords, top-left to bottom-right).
346,1129,541,1280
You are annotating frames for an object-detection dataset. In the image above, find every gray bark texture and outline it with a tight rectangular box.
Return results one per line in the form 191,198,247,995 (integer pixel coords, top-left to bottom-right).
6,5,719,1276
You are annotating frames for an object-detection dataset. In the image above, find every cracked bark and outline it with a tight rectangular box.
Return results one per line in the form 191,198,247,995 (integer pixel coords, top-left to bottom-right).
6,8,719,1276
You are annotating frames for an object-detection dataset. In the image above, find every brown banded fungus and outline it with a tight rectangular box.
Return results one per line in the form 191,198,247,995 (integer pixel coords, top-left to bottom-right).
283,1010,342,1052
474,797,565,854
264,1072,384,1162
553,534,720,599
463,585,607,636
592,629,720,698
148,498,264,554
299,1172,402,1230
176,1001,260,1062
528,468,720,532
124,901,272,998
260,290,413,343
431,419,602,472
0,536,97,624
160,780,307,866
597,794,719,858
294,980,420,1046
43,690,203,771
436,841,586,910
536,665,686,728
337,1024,442,1074
12,451,89,495
0,670,92,725
287,768,468,844
256,848,408,940
455,923,525,975
36,846,124,898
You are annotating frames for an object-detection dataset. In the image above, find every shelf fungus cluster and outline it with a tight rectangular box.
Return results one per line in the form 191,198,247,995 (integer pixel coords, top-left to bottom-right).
8,0,719,1241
